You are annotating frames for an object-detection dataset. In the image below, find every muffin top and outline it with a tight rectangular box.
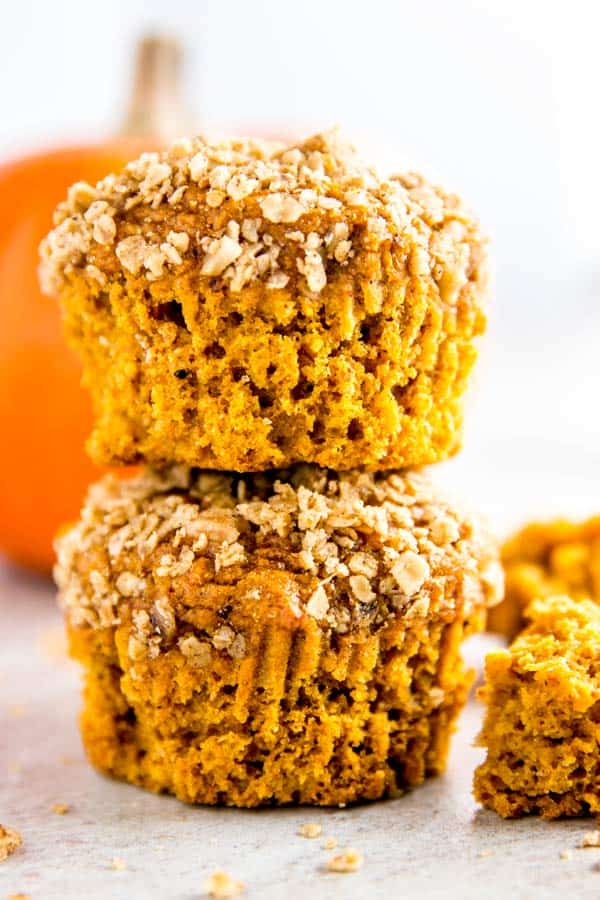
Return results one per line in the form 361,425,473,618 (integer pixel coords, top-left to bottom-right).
40,128,482,302
55,465,502,649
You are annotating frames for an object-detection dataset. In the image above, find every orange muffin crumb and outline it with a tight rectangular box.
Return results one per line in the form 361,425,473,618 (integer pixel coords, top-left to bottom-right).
0,825,22,862
488,516,600,638
475,595,600,818
40,130,488,472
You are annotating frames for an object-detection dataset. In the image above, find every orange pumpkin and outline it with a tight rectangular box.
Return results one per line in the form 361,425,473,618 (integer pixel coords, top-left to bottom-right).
0,37,186,574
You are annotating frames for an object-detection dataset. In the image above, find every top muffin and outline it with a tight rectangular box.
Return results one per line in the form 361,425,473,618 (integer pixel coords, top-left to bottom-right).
40,130,488,471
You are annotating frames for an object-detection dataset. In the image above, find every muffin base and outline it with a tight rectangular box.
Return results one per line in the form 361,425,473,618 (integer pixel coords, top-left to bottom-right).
69,602,482,808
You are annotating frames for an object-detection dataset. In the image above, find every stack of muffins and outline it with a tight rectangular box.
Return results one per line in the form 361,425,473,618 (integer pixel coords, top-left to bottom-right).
41,130,502,807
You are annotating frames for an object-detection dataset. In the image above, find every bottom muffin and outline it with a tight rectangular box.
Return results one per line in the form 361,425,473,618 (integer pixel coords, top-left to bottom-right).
55,465,502,807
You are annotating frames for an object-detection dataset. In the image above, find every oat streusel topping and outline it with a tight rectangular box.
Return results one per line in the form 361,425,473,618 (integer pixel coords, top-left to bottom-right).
40,129,479,301
55,465,502,662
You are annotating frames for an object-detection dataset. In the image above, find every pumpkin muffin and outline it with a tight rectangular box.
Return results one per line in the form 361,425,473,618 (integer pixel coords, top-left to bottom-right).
488,516,600,639
40,130,488,472
474,594,600,819
55,464,501,807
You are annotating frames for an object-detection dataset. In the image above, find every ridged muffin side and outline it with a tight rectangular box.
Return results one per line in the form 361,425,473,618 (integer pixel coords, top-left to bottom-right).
56,465,502,807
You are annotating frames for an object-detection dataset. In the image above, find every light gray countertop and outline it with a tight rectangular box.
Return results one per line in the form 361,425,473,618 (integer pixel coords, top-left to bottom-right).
2,565,600,900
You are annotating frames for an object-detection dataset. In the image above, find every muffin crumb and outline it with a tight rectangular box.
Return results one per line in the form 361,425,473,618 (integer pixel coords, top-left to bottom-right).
581,831,600,848
203,870,245,897
0,825,22,862
51,803,70,815
298,823,322,838
475,595,600,819
326,848,363,873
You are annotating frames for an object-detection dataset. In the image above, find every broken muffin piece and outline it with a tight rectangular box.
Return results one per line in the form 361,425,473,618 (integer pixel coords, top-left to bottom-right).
475,594,600,819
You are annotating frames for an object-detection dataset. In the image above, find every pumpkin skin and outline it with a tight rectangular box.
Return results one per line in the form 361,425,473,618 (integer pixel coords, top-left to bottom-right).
0,144,143,574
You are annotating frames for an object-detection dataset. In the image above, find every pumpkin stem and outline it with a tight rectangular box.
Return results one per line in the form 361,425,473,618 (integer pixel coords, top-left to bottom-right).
120,35,190,141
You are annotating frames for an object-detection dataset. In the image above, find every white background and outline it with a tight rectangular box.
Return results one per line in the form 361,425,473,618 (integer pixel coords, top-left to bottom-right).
1,0,599,530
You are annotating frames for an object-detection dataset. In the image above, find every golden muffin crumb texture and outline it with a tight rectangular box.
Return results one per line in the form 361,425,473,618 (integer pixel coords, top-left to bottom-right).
488,515,600,638
475,594,600,818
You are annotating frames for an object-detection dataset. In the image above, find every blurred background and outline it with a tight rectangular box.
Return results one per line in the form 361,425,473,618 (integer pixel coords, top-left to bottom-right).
1,0,599,576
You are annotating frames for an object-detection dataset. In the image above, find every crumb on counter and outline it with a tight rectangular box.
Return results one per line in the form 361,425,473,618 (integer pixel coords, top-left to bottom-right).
298,823,322,838
581,831,600,848
326,848,363,873
203,870,245,897
0,825,22,862
51,803,70,815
